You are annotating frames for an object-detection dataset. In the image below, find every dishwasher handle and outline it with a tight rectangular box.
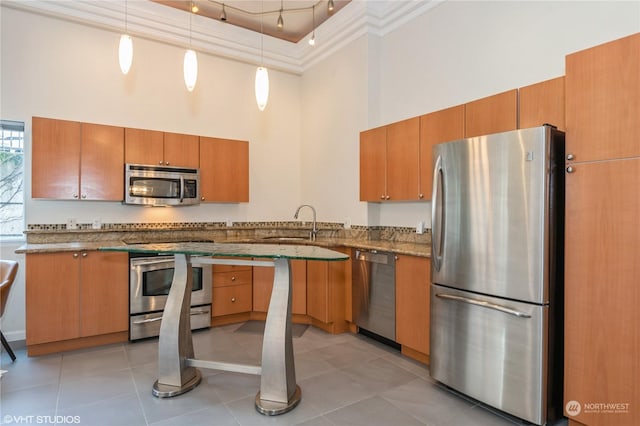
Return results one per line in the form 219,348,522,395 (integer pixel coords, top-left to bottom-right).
355,250,394,265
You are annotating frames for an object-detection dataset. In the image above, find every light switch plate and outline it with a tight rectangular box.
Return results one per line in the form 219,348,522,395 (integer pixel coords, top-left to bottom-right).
92,218,102,229
66,218,78,230
416,221,424,234
344,218,351,229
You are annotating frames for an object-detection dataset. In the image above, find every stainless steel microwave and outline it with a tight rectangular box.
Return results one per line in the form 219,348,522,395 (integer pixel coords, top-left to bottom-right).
125,163,200,206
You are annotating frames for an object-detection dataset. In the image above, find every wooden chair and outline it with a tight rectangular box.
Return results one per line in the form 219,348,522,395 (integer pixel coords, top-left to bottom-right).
0,260,18,361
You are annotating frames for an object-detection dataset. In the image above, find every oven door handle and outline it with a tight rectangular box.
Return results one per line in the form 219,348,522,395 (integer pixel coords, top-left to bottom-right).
133,309,210,324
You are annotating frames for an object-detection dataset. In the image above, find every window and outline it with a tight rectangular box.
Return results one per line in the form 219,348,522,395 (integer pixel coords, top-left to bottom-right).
0,120,25,239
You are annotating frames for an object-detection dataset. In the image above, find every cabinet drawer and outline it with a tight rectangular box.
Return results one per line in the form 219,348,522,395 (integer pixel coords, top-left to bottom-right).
212,284,252,316
212,270,252,287
212,261,252,273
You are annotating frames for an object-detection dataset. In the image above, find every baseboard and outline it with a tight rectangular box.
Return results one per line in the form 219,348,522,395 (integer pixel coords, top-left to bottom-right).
2,330,26,342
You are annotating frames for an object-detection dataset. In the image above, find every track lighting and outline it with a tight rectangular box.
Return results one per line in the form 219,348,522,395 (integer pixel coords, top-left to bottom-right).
220,4,227,21
328,0,334,13
191,2,199,13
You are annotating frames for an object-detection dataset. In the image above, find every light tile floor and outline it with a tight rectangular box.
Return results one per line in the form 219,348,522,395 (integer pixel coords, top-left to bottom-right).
0,324,567,426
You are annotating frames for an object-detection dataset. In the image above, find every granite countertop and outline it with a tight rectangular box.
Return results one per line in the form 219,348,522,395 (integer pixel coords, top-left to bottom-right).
16,237,430,258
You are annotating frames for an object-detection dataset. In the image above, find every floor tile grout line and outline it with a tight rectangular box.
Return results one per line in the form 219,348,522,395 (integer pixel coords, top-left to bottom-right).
124,342,152,426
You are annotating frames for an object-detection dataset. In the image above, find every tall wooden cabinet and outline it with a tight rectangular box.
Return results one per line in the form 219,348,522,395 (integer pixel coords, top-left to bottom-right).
564,32,640,426
32,118,124,200
26,251,128,355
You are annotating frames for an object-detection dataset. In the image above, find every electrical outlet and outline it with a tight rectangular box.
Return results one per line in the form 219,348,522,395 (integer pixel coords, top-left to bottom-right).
226,218,233,227
92,218,102,230
344,218,351,229
416,221,424,234
66,218,78,230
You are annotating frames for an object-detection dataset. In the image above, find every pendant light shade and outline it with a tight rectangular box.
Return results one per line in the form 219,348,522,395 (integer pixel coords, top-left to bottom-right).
183,49,198,91
255,66,269,111
119,34,133,74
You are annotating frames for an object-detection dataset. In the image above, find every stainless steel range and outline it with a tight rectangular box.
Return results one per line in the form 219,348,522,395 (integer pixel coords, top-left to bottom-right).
129,252,212,341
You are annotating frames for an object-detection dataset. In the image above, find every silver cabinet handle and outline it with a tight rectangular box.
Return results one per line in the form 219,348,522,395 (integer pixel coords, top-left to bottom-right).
81,194,87,199
567,153,574,160
82,252,88,257
159,160,163,165
133,309,209,324
435,293,531,318
431,155,444,271
231,297,236,303
73,253,79,258
566,166,574,173
73,193,79,199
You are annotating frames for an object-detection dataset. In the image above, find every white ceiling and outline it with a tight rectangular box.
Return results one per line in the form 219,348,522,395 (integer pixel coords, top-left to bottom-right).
2,0,443,74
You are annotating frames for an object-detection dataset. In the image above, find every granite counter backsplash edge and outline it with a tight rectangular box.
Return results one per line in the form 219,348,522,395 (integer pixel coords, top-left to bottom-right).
25,221,431,246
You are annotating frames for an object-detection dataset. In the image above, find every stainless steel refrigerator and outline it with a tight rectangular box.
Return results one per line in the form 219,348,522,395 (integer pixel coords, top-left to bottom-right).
429,125,564,425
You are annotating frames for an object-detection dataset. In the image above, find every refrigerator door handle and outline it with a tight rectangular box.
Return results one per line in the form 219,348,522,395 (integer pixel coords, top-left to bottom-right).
435,293,532,318
431,155,444,271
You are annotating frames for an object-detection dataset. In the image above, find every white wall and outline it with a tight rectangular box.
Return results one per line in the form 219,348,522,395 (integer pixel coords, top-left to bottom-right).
1,6,303,227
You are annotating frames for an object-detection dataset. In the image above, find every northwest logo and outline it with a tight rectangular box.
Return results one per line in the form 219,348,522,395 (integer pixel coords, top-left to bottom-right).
566,400,582,416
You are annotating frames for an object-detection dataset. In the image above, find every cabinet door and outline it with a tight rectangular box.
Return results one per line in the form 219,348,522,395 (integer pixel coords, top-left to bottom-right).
200,137,249,202
419,105,465,199
124,128,164,165
80,252,128,337
566,33,640,162
252,260,306,314
386,117,420,201
32,117,81,199
213,284,252,316
396,255,430,355
465,89,518,137
163,132,199,168
80,123,124,201
519,76,565,131
564,159,640,426
359,126,387,201
306,260,329,322
26,253,80,345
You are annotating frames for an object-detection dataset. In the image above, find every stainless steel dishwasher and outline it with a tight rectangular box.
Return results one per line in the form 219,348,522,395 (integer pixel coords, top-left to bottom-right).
352,249,396,342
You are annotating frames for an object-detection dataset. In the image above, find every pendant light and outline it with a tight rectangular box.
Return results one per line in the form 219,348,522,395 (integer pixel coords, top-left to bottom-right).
255,1,269,111
118,0,133,74
184,4,198,91
308,5,316,46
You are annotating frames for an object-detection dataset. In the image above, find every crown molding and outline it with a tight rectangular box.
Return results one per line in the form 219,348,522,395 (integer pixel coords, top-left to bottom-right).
2,0,443,75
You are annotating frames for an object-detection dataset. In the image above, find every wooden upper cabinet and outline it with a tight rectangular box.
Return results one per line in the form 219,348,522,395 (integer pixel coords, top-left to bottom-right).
163,132,199,168
80,123,124,200
519,77,565,131
32,117,81,199
566,33,640,162
386,117,420,201
359,126,387,201
199,137,249,202
125,128,164,165
564,158,640,426
419,105,465,199
125,129,199,168
32,118,123,200
465,89,518,137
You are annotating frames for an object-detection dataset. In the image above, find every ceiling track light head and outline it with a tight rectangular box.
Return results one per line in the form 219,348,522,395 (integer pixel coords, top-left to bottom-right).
328,0,334,13
277,9,283,29
220,3,227,21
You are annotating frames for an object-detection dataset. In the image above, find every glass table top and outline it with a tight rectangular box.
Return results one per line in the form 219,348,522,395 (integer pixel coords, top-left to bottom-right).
100,242,349,261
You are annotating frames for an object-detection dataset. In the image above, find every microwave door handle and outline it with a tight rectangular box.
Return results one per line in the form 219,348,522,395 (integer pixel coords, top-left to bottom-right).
179,176,185,203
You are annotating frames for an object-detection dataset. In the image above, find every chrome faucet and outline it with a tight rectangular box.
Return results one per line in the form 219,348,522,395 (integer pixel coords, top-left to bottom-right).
294,204,317,241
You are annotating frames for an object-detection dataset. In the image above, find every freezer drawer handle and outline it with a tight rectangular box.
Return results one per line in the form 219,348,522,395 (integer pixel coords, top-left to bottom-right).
133,309,210,324
435,293,532,318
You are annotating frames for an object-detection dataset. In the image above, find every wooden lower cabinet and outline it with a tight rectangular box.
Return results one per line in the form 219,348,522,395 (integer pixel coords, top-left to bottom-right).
212,263,252,317
395,255,430,364
564,158,640,426
307,249,349,333
26,251,128,355
252,259,306,314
